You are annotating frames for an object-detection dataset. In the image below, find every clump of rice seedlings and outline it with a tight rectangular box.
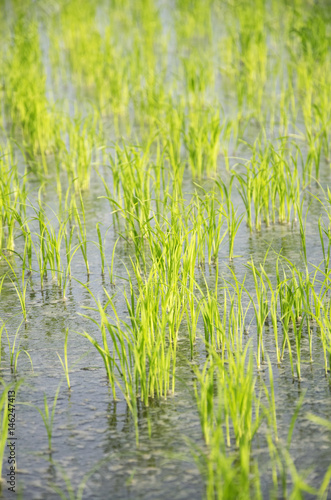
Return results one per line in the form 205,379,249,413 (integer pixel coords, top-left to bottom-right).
183,107,221,178
2,319,33,373
1,253,29,323
0,146,27,252
192,188,226,265
199,267,225,353
309,301,331,378
80,274,176,444
235,141,301,231
274,257,315,376
101,141,153,246
57,113,101,192
159,102,185,170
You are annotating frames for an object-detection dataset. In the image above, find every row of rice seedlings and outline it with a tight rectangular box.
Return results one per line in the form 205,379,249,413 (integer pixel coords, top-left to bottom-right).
0,185,94,307
4,17,53,172
194,344,263,499
3,0,330,184
221,0,268,115
242,250,331,380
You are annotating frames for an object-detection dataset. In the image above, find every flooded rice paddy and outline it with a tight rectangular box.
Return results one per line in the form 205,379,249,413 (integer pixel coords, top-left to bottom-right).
1,0,331,499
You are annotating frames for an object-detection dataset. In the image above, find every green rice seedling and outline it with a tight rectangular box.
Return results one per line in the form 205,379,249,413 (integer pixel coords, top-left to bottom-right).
245,258,269,369
318,216,331,275
309,302,331,377
4,319,33,373
0,252,28,322
80,264,179,445
225,267,250,353
259,264,281,364
194,187,227,265
107,237,120,286
96,223,105,277
79,301,119,401
72,193,89,276
219,119,235,172
289,309,305,380
0,146,27,252
184,284,201,360
21,383,62,452
235,165,253,232
193,359,215,446
216,177,243,260
263,357,278,442
198,267,226,353
251,143,272,231
57,328,71,390
296,199,310,270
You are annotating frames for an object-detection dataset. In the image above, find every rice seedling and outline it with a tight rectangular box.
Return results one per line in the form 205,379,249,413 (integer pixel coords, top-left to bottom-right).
57,328,71,390
0,253,28,323
21,383,62,452
245,257,269,369
3,319,33,373
71,193,89,276
297,200,310,270
216,177,243,260
318,216,331,275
